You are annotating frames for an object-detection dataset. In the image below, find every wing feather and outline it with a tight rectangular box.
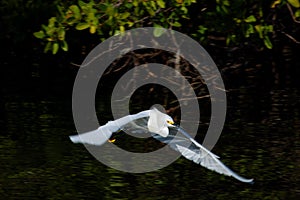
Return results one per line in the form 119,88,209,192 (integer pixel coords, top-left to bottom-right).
153,127,253,183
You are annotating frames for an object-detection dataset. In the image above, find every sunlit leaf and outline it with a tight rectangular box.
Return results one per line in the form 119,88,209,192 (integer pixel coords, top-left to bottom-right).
153,25,165,37
47,37,55,42
133,0,139,7
75,23,90,30
127,21,134,27
197,25,207,34
89,25,96,34
33,31,45,39
295,9,300,17
150,1,157,10
288,0,300,8
266,25,273,32
120,25,125,33
69,5,81,19
78,0,87,8
245,24,254,37
52,42,59,54
70,5,80,15
119,12,130,19
146,6,155,16
171,21,181,27
157,0,166,8
234,18,242,23
263,36,273,49
255,25,263,38
114,30,120,36
226,36,231,45
58,29,65,40
244,15,256,23
181,6,188,14
48,17,56,28
271,0,281,8
61,40,68,51
44,42,52,53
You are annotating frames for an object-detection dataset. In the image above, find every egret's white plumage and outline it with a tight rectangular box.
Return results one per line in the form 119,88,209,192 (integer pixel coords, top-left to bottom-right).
69,108,253,183
147,108,174,137
69,110,151,145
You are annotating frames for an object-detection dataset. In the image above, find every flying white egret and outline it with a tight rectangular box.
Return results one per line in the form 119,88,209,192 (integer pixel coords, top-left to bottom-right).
69,108,253,183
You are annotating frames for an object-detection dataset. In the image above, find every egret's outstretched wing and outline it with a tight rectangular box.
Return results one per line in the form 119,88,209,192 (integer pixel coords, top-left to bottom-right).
121,118,149,134
69,110,151,145
153,127,253,183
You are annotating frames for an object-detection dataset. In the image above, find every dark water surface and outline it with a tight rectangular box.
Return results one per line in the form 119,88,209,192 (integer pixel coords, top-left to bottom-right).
0,86,299,199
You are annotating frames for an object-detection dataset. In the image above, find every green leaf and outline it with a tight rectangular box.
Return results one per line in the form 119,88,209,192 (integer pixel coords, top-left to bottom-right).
76,23,90,30
89,25,96,34
127,21,134,27
105,4,115,16
266,25,273,32
125,3,133,9
255,25,263,38
120,25,125,33
52,42,59,54
181,6,188,14
45,26,56,36
153,25,165,37
44,42,52,53
295,9,300,18
157,0,165,8
226,36,231,45
271,0,281,8
61,40,68,51
87,12,95,20
133,0,139,7
288,0,300,8
263,36,273,49
119,12,130,19
57,5,64,16
146,6,155,16
58,28,65,40
245,25,254,38
150,1,157,10
244,15,256,23
78,0,87,8
197,25,207,34
48,17,56,28
69,5,81,19
42,24,49,32
70,5,79,14
171,21,181,27
113,30,120,36
33,31,45,39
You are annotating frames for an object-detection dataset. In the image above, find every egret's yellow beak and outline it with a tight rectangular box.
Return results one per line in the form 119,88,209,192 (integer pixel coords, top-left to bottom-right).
167,120,174,125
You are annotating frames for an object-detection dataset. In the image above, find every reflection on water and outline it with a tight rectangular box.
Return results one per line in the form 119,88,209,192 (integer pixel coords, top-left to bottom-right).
0,87,299,199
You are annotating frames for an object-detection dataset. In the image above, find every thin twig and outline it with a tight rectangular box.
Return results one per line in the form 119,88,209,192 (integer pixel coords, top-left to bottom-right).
286,3,300,24
281,30,300,44
70,62,81,67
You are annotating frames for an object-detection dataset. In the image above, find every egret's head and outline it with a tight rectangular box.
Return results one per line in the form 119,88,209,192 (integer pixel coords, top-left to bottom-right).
166,116,175,127
148,108,175,137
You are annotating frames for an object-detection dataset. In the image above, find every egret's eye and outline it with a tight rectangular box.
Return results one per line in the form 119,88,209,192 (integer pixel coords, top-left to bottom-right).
167,120,174,125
